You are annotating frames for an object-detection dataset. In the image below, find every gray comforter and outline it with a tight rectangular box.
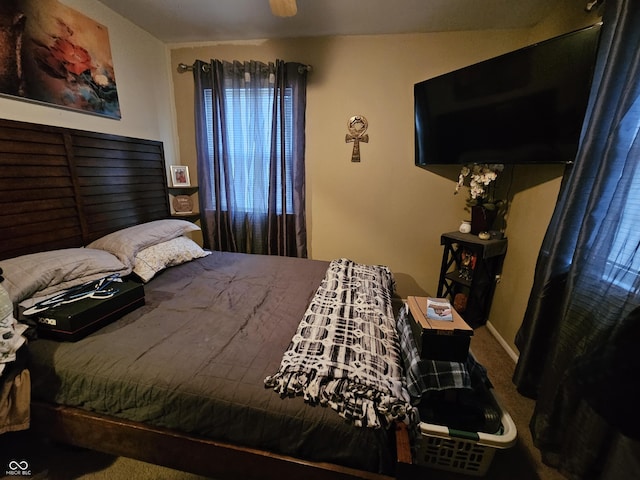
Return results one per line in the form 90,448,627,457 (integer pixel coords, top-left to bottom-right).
28,252,395,473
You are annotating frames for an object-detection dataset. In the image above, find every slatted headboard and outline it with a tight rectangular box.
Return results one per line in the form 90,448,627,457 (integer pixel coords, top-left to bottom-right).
0,118,170,260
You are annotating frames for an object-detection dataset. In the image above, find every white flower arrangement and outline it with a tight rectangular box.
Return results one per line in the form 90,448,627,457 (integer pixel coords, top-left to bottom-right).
455,163,504,210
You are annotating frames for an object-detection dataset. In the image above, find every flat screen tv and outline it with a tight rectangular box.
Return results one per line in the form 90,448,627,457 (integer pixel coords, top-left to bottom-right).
414,23,601,166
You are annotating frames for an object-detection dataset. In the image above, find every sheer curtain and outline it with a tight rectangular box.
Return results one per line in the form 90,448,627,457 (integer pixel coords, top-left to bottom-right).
193,59,308,257
514,1,640,477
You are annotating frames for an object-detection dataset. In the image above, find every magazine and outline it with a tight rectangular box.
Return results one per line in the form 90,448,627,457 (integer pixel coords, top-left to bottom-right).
426,297,453,321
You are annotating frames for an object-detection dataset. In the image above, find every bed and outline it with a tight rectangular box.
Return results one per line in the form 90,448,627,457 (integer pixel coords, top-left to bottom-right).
0,118,414,480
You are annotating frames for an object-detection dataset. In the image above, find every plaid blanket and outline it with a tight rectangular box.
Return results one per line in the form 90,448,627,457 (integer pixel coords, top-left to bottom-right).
395,303,488,404
264,258,413,429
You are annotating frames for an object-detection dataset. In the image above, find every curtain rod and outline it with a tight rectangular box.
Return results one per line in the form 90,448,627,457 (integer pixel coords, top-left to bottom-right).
177,62,312,74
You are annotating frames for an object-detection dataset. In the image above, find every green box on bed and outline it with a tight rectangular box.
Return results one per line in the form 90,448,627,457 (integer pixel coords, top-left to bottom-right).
22,280,145,342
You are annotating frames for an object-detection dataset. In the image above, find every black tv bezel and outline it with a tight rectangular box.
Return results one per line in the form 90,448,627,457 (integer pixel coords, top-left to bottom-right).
414,23,602,167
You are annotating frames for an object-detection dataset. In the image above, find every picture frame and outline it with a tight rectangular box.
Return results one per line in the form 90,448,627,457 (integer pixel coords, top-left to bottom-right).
0,0,121,119
170,166,191,187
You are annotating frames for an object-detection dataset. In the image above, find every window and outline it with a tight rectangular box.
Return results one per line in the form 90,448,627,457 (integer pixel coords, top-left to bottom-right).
604,181,640,291
203,86,294,214
603,97,640,291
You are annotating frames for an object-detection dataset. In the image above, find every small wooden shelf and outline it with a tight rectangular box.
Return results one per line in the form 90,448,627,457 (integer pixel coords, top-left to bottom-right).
168,186,199,195
170,213,200,222
436,232,507,327
444,271,472,288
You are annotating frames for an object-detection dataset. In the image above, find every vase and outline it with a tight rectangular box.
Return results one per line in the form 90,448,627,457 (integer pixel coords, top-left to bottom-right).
470,205,496,235
459,220,472,234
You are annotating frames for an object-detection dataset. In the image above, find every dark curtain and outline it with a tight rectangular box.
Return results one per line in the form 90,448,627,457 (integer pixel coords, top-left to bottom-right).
513,1,640,478
193,59,308,257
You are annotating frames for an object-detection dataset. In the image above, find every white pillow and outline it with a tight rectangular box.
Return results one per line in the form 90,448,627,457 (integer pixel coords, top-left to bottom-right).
133,236,210,282
87,219,200,268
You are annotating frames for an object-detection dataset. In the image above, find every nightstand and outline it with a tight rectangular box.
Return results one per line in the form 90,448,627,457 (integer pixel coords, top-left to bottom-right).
436,232,507,327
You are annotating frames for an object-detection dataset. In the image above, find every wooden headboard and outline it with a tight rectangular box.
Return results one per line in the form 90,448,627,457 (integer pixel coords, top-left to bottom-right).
0,118,170,260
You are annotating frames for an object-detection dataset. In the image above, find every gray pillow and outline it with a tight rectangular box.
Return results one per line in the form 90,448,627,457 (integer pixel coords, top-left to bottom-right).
1,248,129,304
87,219,200,268
0,284,12,322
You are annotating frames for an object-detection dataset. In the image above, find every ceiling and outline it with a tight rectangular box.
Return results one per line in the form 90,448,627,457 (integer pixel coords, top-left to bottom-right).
97,0,563,44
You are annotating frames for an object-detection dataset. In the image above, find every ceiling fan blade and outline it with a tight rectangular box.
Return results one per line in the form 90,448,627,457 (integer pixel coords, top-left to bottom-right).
270,0,297,17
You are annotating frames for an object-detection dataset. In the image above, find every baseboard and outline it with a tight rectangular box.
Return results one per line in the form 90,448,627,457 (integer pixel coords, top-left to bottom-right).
485,321,519,363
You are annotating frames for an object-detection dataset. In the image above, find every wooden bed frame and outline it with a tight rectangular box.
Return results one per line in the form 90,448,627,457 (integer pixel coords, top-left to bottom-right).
0,118,415,480
0,118,169,260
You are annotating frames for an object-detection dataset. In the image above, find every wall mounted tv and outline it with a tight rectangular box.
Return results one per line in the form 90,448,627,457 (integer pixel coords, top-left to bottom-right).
414,23,601,167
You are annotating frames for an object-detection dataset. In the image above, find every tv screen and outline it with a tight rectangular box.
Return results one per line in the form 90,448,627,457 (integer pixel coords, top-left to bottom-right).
414,24,601,166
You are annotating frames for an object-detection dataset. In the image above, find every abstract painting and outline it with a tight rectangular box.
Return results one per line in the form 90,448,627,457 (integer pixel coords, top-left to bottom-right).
0,0,120,119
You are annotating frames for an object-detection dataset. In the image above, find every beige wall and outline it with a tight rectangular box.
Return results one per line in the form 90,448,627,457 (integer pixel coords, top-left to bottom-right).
171,30,533,295
169,10,598,356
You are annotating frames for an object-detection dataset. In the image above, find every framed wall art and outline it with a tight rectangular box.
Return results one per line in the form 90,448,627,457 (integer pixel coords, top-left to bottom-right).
170,166,191,187
0,0,121,119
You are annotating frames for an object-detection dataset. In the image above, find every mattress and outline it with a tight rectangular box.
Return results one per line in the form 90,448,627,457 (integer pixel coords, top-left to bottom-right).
27,251,395,473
